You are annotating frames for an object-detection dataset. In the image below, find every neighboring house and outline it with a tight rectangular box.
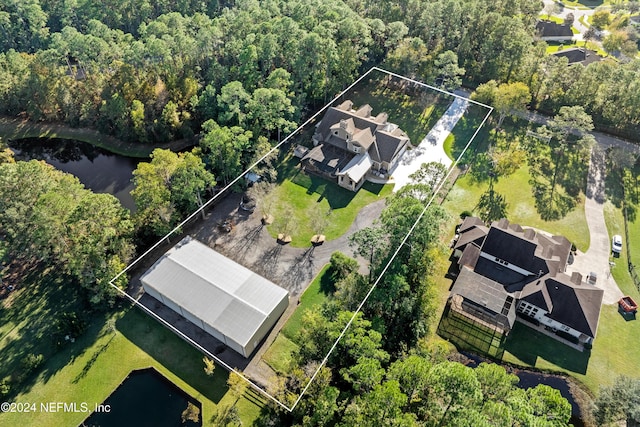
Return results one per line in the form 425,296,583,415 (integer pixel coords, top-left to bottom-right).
552,47,603,66
302,100,410,191
449,217,604,350
536,20,574,42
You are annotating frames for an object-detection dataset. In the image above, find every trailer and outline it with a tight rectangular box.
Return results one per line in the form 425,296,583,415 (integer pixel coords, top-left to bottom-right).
619,296,638,314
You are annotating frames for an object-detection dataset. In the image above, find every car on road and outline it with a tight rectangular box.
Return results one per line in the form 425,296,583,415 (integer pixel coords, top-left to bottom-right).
612,235,623,254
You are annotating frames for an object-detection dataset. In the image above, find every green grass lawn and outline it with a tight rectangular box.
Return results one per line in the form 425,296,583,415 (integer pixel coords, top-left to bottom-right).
347,72,453,146
266,158,392,247
0,301,263,427
263,264,333,374
443,165,590,251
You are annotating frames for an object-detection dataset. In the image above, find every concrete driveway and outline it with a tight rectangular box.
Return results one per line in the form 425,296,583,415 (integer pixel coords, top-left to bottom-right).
390,97,468,190
565,146,624,304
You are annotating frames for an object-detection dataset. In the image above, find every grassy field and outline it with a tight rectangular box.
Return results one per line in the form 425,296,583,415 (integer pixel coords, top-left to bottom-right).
0,298,264,427
266,158,392,247
443,165,590,251
263,265,333,374
347,73,453,145
0,117,192,158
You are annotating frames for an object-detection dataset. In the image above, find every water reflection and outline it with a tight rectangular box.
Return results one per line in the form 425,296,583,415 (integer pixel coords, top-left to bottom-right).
8,138,140,212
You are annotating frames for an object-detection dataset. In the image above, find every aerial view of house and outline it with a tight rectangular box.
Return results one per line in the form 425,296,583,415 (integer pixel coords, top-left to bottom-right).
449,217,604,350
301,100,410,191
536,20,574,42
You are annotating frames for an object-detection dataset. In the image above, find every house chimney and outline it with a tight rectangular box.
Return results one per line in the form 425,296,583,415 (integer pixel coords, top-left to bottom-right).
571,272,582,285
523,229,536,240
495,218,509,229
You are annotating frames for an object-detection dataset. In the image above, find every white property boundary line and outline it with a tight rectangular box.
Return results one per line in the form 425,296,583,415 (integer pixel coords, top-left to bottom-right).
108,66,493,412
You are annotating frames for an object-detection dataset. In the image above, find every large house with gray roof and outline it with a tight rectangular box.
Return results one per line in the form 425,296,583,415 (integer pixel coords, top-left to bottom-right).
449,217,603,350
302,100,410,191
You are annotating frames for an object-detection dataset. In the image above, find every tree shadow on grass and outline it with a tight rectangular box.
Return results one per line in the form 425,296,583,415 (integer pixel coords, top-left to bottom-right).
502,322,589,375
531,179,577,221
116,307,229,404
0,263,110,398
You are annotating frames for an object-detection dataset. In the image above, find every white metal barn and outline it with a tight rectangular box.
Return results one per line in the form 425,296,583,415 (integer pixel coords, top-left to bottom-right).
140,236,289,357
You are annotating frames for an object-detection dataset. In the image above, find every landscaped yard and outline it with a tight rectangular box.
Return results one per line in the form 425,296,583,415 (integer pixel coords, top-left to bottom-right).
0,301,263,427
266,158,392,247
263,265,333,374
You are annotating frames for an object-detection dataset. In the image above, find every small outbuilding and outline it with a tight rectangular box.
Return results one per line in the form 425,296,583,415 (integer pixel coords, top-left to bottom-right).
141,236,289,358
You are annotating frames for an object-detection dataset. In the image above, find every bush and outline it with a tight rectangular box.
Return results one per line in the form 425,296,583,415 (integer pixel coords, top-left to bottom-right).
21,353,44,374
0,377,11,396
460,210,473,219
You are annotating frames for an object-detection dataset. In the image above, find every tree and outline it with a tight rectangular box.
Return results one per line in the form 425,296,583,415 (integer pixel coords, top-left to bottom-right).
537,106,595,218
199,120,252,185
217,81,251,127
329,251,359,283
169,152,216,215
433,50,465,91
492,82,531,128
340,380,419,427
591,10,611,30
246,87,296,137
593,376,640,426
203,356,216,376
131,149,180,236
603,31,628,56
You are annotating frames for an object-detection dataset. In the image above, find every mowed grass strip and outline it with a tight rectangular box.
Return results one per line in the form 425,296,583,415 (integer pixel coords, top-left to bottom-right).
0,306,263,427
263,264,333,374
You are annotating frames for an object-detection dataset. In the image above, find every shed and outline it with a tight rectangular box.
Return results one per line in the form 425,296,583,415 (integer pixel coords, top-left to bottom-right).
140,236,289,357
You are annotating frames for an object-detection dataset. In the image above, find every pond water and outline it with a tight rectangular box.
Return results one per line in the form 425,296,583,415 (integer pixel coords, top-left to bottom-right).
8,138,139,211
82,368,202,427
462,352,585,427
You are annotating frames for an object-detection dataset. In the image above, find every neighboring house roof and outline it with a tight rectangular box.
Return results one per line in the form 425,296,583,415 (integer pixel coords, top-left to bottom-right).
521,276,603,338
451,266,517,330
140,236,289,349
453,217,603,338
536,20,574,38
338,152,373,183
552,48,603,66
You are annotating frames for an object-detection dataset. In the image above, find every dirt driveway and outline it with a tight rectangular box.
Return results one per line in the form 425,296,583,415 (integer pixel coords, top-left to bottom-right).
193,191,385,297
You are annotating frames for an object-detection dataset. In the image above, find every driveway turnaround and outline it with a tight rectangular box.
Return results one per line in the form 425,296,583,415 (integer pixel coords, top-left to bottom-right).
390,96,468,191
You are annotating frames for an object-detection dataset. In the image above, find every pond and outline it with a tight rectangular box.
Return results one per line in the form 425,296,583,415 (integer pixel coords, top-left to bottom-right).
8,138,139,211
462,352,585,427
82,368,202,427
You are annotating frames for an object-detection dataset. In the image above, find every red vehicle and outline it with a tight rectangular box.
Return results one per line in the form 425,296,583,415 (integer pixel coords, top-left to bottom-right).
619,296,638,313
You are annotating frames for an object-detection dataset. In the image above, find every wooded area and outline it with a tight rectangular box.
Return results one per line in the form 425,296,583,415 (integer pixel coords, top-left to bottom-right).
1,0,639,424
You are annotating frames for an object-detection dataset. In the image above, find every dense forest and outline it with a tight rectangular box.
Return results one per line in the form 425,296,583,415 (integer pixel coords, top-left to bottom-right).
1,0,639,146
1,0,640,425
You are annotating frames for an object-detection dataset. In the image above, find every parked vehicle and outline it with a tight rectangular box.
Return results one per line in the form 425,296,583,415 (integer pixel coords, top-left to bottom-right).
612,235,623,254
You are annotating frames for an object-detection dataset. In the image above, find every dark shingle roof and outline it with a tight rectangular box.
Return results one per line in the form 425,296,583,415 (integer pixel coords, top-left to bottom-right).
536,20,573,38
481,227,549,276
552,48,603,66
533,277,604,338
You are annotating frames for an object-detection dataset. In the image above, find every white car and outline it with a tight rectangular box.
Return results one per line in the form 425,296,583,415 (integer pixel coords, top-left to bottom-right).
612,235,623,254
